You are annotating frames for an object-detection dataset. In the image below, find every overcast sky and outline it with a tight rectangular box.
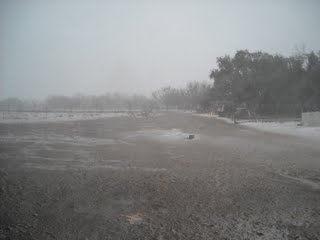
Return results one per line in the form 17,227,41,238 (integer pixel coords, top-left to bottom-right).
1,0,320,99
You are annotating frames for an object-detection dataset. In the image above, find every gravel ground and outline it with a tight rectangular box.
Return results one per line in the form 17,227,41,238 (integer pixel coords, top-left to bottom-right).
0,112,319,240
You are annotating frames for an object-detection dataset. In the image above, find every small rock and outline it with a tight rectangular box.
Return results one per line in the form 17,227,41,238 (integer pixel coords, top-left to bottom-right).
188,134,195,139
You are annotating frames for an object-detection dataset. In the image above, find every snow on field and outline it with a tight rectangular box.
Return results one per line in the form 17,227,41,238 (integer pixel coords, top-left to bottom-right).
125,128,194,142
0,111,128,123
0,132,123,146
241,121,320,141
196,113,320,141
194,113,234,124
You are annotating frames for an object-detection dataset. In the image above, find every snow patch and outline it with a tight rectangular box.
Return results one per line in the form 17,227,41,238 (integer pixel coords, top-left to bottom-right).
194,113,234,124
242,121,320,142
0,133,124,146
125,129,196,142
195,113,320,142
0,111,128,123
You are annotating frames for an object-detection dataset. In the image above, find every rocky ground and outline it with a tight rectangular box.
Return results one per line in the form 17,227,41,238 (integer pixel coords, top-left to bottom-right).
0,112,319,240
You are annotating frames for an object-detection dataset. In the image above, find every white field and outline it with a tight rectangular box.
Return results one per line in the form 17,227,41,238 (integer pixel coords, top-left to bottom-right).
193,113,234,124
0,111,128,123
241,121,320,141
196,113,320,142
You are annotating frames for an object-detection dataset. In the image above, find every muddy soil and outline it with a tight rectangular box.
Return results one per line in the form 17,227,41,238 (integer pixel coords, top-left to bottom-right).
0,112,319,240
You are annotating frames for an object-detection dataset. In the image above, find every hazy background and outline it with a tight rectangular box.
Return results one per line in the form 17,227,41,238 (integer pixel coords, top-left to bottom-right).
1,0,320,99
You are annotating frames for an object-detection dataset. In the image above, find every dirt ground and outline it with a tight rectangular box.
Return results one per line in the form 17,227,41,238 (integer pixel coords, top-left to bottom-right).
0,112,319,240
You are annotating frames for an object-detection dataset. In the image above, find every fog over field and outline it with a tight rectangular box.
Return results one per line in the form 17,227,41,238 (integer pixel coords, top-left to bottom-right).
1,1,320,240
1,0,320,99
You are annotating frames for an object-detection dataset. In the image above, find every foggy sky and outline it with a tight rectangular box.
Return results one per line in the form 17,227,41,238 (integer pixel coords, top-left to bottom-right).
1,0,320,99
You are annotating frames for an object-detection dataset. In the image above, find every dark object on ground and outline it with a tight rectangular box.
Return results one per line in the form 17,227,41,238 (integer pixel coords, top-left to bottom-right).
188,134,195,139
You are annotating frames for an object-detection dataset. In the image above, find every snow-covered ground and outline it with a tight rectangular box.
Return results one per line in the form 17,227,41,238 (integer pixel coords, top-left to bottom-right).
241,121,320,141
0,111,128,123
194,113,234,124
196,113,320,142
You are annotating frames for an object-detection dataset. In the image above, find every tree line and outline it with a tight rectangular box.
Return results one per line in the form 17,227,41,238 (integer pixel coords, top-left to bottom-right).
0,94,153,112
151,49,320,117
1,49,319,117
209,49,320,117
